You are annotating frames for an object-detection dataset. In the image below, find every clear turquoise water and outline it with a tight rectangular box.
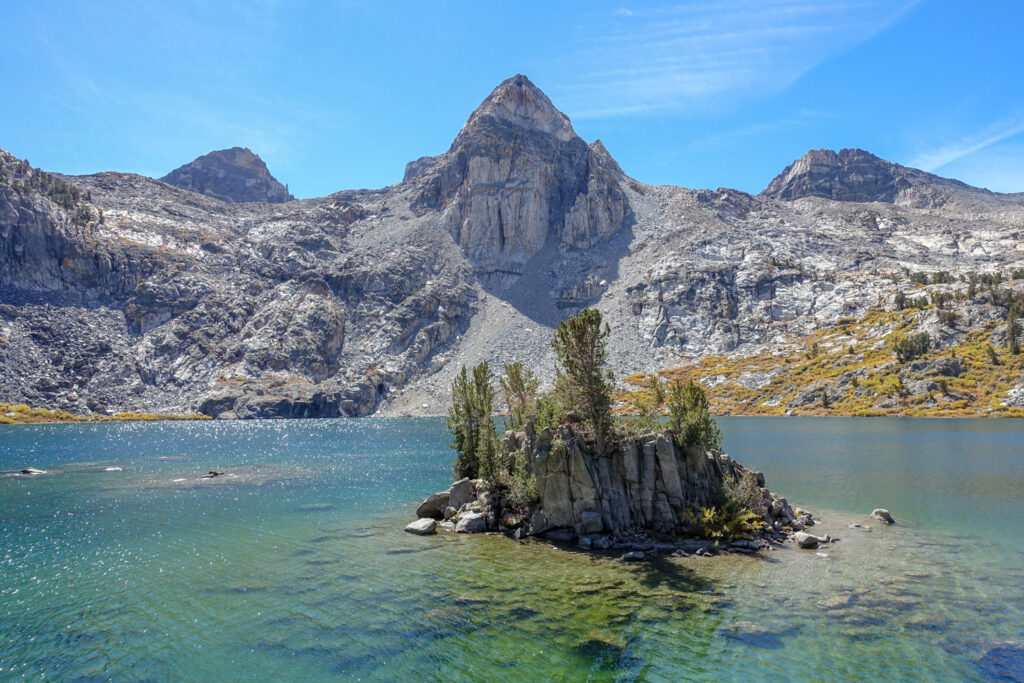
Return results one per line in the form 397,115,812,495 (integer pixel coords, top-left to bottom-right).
1,417,1022,681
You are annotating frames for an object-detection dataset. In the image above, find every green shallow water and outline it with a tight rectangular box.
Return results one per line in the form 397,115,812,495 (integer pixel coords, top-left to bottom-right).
1,417,1022,681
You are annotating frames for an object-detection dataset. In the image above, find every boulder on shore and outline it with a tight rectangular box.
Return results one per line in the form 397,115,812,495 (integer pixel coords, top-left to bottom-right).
416,490,450,519
870,508,895,525
404,518,437,535
449,478,476,511
455,510,486,533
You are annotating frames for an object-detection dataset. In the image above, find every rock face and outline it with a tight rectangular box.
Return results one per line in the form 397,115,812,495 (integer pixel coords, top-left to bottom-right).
160,147,293,204
523,426,745,536
411,74,631,281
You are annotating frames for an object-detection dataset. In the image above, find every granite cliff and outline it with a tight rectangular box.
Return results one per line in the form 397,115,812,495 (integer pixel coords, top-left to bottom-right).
2,75,1023,418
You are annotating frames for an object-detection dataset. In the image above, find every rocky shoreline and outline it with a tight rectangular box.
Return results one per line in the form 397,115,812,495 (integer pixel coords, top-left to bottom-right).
406,421,889,559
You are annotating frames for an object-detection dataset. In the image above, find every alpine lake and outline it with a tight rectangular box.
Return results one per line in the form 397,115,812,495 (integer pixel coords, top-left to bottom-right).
1,417,1022,681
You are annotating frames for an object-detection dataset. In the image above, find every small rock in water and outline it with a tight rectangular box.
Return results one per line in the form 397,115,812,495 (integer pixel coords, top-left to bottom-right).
870,508,896,524
19,467,47,475
404,518,437,535
793,532,820,549
201,471,225,479
848,523,873,532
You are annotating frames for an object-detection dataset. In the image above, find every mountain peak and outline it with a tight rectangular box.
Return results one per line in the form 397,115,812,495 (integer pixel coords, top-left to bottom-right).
161,147,293,204
409,75,630,280
761,147,968,206
458,74,576,143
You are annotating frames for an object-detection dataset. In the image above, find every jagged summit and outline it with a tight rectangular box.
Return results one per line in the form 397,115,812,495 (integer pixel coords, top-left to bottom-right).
456,74,576,143
760,148,981,207
161,147,293,204
410,74,630,280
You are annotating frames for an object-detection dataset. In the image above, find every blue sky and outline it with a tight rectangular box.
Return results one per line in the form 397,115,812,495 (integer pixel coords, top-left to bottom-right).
3,0,1022,198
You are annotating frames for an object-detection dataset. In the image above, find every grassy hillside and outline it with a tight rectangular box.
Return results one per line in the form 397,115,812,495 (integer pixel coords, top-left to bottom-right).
620,304,1024,418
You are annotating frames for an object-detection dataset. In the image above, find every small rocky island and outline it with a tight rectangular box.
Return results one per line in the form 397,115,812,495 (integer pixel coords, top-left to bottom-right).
408,309,842,557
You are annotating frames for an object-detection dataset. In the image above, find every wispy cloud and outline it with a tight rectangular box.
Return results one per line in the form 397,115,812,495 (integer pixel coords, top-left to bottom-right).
554,0,919,118
910,115,1024,172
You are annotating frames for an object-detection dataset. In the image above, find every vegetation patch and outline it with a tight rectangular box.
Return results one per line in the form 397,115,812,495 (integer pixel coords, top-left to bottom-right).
0,403,212,425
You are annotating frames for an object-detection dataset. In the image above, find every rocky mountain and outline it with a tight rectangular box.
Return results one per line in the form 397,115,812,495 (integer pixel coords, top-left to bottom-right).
760,147,1024,208
160,147,293,203
2,74,1023,419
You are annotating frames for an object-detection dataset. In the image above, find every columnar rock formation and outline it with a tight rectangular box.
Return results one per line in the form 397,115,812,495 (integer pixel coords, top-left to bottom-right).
412,423,811,548
522,425,745,536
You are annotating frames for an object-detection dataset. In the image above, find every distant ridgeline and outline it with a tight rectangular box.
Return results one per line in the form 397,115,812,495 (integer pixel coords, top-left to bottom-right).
409,309,822,554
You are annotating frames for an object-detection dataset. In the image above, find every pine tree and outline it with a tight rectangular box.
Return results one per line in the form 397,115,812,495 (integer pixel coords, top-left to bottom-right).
471,362,500,484
447,361,500,482
552,308,615,452
448,366,478,479
667,380,722,452
500,361,539,429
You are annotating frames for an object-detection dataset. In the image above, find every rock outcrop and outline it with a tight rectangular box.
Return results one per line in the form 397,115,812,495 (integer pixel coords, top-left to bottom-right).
524,427,742,536
160,147,293,204
413,423,811,551
403,155,441,182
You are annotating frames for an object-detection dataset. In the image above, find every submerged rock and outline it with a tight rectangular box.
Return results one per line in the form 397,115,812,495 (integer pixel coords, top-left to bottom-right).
871,509,896,525
404,518,437,535
574,510,604,536
977,640,1024,681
